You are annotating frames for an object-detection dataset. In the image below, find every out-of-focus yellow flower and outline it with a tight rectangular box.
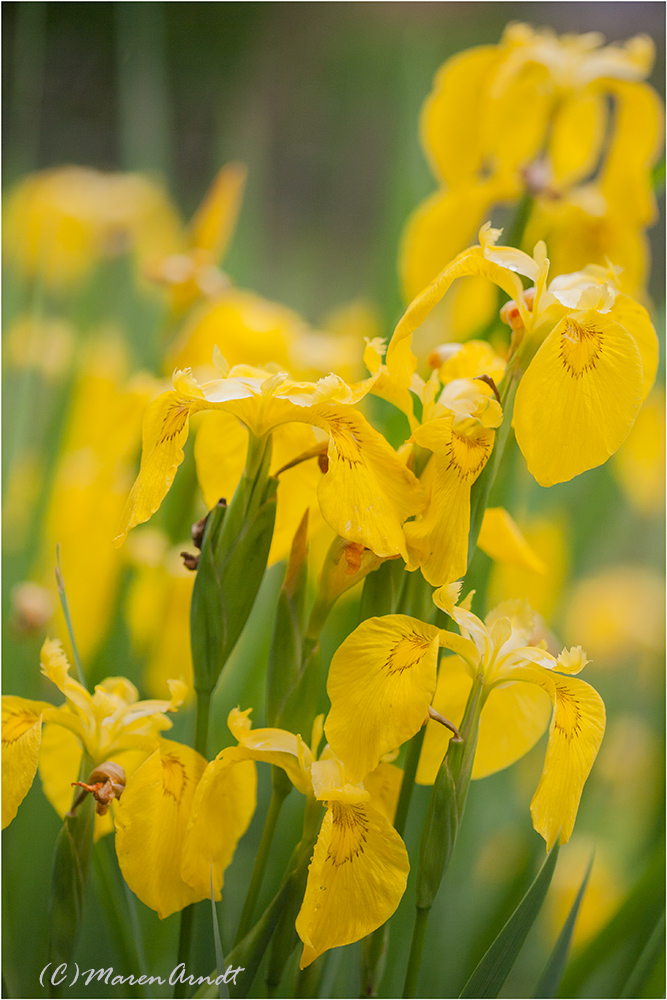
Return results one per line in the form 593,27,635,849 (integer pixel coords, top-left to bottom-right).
124,530,194,698
36,337,159,661
487,515,569,621
548,839,624,949
613,388,665,516
117,362,425,561
1,638,186,838
401,25,662,334
389,225,658,487
563,565,665,665
4,315,75,379
146,162,246,314
3,167,181,291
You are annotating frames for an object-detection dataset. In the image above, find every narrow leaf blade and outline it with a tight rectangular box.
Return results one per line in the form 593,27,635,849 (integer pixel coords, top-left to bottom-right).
533,852,593,998
460,842,559,999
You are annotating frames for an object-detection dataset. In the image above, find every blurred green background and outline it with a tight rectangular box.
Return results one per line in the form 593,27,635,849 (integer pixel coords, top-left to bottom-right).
2,3,665,999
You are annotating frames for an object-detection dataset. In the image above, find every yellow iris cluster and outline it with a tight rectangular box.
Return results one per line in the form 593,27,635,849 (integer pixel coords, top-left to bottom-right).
2,20,663,980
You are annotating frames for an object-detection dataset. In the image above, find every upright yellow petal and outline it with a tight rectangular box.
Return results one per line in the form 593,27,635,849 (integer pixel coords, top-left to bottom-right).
39,639,94,739
362,761,403,824
189,162,246,261
508,666,605,848
181,747,256,899
388,246,524,387
405,416,496,585
1,696,51,828
115,738,207,918
513,312,643,486
421,45,498,184
477,508,547,574
325,615,441,783
296,801,409,968
416,656,551,784
314,406,425,560
549,91,607,188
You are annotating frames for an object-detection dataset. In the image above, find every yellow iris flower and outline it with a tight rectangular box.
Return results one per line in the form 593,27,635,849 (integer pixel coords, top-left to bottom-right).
388,224,658,487
1,639,186,839
401,24,662,333
172,708,408,968
116,361,425,560
326,583,604,849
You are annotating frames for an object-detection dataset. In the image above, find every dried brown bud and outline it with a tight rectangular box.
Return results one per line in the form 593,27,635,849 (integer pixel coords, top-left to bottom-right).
181,551,199,571
70,761,126,816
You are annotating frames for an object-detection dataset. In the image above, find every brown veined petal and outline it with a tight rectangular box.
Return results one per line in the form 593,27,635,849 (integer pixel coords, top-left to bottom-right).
513,312,643,486
295,801,409,968
181,747,257,899
405,416,496,585
313,406,425,560
507,666,606,849
2,696,52,829
325,615,441,783
115,738,207,918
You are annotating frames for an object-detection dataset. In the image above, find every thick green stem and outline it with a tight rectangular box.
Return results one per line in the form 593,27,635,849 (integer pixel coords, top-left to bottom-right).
194,688,211,760
402,907,430,998
394,726,426,839
234,780,289,946
174,905,195,999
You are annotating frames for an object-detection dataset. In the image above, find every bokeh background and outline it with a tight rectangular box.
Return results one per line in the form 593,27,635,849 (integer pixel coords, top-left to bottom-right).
3,3,665,998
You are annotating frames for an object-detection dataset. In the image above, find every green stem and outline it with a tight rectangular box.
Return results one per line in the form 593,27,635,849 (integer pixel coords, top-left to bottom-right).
234,780,289,946
394,726,426,839
54,544,86,687
402,907,430,998
94,840,152,998
174,905,195,999
447,674,485,806
194,688,211,759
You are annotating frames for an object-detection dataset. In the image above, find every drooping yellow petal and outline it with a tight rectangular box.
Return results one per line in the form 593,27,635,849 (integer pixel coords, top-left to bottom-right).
325,615,441,783
477,508,547,574
115,738,208,918
313,406,425,560
295,801,409,968
1,696,52,828
416,656,551,784
513,312,643,486
508,666,605,848
405,416,496,585
181,747,256,899
610,294,659,400
115,385,207,544
388,246,524,387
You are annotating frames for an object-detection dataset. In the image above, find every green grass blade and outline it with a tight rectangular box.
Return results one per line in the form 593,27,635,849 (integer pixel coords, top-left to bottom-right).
558,843,665,998
619,911,666,1000
459,842,559,999
533,852,593,998
211,867,230,1000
